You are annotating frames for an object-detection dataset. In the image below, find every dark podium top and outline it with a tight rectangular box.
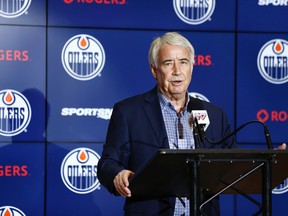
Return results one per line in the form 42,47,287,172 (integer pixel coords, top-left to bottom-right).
129,149,288,198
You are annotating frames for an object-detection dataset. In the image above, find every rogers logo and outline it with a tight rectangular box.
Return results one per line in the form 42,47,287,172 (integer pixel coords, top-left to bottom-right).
0,165,28,177
257,109,288,123
64,0,126,4
0,49,29,62
194,54,213,66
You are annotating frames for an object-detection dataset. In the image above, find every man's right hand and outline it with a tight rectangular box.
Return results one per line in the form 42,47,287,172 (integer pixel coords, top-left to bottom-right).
113,169,134,197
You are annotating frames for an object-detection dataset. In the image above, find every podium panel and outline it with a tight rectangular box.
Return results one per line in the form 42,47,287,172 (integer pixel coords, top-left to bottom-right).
129,149,288,197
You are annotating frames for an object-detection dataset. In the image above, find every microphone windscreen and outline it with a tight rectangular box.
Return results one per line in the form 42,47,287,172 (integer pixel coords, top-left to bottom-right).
188,98,205,112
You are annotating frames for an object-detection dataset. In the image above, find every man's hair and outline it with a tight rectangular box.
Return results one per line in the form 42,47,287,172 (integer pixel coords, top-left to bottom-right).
148,32,195,68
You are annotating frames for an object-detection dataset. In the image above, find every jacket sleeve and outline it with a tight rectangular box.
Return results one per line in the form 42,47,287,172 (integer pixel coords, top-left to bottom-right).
97,102,131,195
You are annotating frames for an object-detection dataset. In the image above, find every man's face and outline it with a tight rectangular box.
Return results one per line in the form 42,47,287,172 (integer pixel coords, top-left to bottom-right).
152,44,193,100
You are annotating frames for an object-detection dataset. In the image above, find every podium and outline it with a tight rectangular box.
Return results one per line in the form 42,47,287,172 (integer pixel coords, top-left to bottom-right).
129,149,288,215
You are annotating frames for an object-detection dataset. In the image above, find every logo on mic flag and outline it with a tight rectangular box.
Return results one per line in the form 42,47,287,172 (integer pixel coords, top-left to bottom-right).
191,110,210,131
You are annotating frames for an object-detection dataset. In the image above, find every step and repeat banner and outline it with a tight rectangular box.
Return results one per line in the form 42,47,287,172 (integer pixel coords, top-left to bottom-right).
0,0,287,215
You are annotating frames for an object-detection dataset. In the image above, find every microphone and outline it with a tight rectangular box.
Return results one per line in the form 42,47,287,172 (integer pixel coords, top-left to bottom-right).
187,98,273,150
187,99,209,148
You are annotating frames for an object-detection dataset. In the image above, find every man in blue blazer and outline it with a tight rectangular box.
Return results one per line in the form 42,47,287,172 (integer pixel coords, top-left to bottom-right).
97,32,236,215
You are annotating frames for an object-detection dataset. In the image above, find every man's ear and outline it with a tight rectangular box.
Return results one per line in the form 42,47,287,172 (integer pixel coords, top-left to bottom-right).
151,65,157,80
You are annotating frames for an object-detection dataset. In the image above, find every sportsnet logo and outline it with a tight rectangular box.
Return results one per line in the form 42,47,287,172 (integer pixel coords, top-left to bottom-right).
0,0,31,18
259,0,288,6
0,89,31,137
61,147,101,194
0,206,26,216
62,34,106,81
173,0,215,25
257,39,288,84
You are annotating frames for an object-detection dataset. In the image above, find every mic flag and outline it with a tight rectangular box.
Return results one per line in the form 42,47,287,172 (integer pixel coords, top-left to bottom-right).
191,110,210,132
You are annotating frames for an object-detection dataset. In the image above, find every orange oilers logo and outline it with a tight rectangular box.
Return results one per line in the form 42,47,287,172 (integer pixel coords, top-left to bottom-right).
60,148,101,194
0,0,31,18
173,0,215,25
0,206,26,216
0,89,31,137
257,39,288,84
61,34,106,81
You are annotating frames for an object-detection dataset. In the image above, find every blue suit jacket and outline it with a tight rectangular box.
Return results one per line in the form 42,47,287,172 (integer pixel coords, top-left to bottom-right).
97,86,236,216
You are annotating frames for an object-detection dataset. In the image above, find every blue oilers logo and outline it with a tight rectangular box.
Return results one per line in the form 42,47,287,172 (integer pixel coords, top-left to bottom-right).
0,89,31,137
189,92,210,102
257,39,288,84
173,0,215,25
273,178,288,194
0,206,26,216
61,147,101,194
0,0,31,18
61,34,106,81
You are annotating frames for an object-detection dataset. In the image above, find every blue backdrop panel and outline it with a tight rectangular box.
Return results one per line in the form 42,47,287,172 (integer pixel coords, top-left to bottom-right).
220,195,235,215
0,0,46,26
48,0,235,31
47,28,156,142
238,1,288,33
237,33,288,144
1,0,288,214
0,26,46,142
0,143,45,215
186,32,235,129
46,29,235,142
235,193,288,215
46,143,124,216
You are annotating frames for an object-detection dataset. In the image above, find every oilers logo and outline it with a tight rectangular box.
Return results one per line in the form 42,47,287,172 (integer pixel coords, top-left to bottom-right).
189,92,210,102
273,178,288,194
0,89,31,137
173,0,215,25
61,34,106,81
0,0,31,18
0,206,26,216
61,147,101,194
257,39,288,84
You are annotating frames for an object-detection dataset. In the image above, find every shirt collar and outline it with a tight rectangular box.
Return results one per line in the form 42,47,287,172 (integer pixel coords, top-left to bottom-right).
157,91,190,113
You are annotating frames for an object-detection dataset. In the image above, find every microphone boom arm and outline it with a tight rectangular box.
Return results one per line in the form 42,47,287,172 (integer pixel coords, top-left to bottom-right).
197,120,273,150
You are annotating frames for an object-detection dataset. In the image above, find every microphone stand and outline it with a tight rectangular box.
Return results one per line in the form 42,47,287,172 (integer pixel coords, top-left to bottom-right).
192,117,202,149
194,119,274,215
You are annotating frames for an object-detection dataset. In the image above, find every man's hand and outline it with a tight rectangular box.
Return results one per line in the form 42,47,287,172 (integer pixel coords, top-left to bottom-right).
275,143,286,150
113,169,134,197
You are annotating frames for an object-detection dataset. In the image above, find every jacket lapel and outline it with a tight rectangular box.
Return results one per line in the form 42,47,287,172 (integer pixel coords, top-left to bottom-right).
142,87,169,149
